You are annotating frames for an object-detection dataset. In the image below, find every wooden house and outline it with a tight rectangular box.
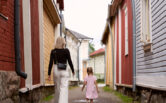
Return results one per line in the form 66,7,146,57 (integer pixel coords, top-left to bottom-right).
65,29,92,81
87,48,105,80
43,0,61,85
135,0,166,90
0,0,62,102
102,0,133,89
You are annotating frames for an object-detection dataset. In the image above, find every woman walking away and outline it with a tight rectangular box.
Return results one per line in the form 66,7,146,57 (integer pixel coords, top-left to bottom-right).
48,37,75,103
82,67,99,103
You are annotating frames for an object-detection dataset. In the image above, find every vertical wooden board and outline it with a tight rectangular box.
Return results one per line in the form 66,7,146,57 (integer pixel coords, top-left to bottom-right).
30,0,40,85
116,13,119,84
20,0,25,88
43,9,55,85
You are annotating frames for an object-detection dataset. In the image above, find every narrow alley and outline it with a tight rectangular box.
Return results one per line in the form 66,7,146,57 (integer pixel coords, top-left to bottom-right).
42,85,122,103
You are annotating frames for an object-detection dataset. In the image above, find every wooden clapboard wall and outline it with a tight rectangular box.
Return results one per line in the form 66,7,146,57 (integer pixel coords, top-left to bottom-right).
135,0,166,90
43,8,55,85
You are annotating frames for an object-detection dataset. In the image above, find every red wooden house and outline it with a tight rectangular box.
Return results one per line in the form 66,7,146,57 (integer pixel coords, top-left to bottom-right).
0,0,62,102
102,0,133,89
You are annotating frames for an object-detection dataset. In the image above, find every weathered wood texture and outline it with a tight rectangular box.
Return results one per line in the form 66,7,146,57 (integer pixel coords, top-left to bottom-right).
43,8,55,85
120,0,133,86
135,0,166,89
30,0,40,85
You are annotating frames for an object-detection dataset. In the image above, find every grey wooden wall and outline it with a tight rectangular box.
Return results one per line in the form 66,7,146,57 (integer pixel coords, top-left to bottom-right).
135,0,166,90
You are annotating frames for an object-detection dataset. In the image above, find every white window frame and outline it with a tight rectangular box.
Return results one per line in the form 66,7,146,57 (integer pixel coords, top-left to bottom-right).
124,5,128,55
141,0,152,44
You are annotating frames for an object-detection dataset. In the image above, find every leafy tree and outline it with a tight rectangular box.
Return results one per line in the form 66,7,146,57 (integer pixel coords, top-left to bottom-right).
89,42,95,54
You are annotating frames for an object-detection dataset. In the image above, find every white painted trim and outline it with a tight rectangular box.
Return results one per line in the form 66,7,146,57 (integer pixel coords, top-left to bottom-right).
22,0,33,90
31,84,42,90
114,16,117,90
39,0,45,85
149,0,153,44
118,7,122,84
124,5,129,55
19,87,29,93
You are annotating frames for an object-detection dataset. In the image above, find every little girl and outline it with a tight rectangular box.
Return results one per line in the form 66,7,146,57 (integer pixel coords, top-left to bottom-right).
82,67,99,103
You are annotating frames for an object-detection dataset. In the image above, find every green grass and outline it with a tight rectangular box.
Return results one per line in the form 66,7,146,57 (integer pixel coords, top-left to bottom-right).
97,79,105,84
69,86,78,90
42,95,54,102
103,86,133,103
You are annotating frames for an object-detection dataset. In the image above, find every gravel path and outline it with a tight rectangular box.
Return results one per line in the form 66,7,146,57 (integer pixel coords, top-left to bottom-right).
43,85,122,103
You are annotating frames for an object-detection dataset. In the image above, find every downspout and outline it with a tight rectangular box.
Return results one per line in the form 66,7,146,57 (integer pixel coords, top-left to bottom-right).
77,40,82,81
108,20,115,89
14,0,27,79
60,11,62,36
131,0,136,92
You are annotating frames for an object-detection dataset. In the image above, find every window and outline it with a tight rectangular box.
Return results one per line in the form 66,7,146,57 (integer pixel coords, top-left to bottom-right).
0,0,8,20
124,5,128,55
141,0,152,44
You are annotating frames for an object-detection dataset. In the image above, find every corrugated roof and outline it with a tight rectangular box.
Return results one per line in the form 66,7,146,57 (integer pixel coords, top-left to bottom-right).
66,28,93,40
90,48,105,57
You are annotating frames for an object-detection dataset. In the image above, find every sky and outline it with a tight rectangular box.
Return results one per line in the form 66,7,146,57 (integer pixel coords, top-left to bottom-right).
63,0,112,50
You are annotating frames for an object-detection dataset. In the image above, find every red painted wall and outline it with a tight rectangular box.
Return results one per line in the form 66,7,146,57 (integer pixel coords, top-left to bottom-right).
30,0,40,85
0,0,15,71
20,0,25,88
116,12,119,84
0,0,25,87
120,0,133,85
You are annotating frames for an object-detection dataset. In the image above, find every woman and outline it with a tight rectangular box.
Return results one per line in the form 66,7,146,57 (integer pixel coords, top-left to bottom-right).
48,37,75,103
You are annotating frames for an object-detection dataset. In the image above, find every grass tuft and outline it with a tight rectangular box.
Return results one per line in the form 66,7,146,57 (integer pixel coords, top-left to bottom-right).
103,86,134,103
42,95,54,102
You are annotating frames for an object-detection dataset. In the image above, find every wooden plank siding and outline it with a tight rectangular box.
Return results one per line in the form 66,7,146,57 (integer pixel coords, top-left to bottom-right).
20,0,25,88
121,0,133,86
43,8,55,85
106,32,113,87
30,0,40,85
0,0,15,71
135,0,166,89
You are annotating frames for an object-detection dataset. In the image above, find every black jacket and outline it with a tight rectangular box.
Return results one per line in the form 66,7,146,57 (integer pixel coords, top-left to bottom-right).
48,48,74,75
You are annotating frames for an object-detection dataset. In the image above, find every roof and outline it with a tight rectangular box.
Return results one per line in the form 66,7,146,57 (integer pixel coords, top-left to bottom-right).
90,48,105,57
66,28,93,40
101,0,123,44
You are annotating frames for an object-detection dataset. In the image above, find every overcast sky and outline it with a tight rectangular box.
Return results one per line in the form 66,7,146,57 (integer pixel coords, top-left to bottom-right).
63,0,112,50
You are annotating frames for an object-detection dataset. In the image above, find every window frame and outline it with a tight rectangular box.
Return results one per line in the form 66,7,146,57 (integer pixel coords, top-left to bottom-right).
0,0,8,20
123,4,129,56
140,0,152,44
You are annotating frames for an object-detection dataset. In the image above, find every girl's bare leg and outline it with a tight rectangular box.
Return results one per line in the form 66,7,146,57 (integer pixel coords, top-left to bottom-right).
90,99,93,103
86,98,89,103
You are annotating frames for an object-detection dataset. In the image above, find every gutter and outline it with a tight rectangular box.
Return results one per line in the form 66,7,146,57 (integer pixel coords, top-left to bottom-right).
108,21,115,89
14,0,27,79
131,0,136,92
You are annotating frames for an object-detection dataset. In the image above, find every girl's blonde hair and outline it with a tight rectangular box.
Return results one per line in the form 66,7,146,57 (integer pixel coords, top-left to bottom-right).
55,37,66,49
87,67,93,75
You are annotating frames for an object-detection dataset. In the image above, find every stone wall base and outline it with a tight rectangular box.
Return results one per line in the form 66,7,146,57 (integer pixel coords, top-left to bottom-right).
0,71,55,103
116,86,166,103
0,71,20,103
19,86,54,103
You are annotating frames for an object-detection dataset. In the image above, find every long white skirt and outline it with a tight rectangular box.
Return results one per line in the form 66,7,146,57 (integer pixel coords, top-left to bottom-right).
53,65,69,103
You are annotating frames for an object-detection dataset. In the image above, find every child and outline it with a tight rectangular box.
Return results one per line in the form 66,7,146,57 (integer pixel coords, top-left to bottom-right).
82,67,99,103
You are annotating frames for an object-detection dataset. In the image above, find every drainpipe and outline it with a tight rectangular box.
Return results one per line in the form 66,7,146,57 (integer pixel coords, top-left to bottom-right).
108,21,115,89
131,0,136,92
14,0,27,79
77,40,82,82
60,11,62,36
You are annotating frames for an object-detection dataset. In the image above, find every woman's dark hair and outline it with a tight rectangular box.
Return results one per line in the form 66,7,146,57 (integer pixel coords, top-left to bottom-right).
87,67,93,75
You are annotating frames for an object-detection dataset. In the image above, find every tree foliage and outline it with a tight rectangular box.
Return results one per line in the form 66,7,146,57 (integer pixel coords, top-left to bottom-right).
89,42,95,54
